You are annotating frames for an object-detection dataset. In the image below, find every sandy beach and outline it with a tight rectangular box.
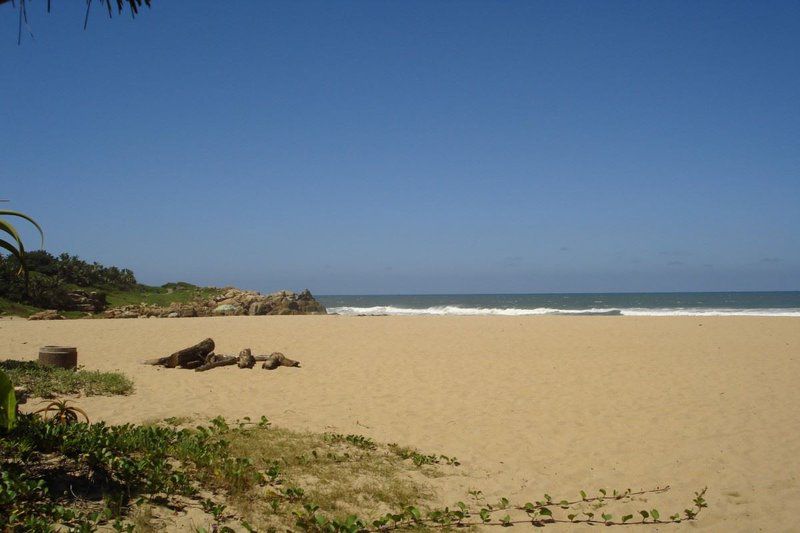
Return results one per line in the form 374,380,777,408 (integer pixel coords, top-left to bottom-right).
1,315,798,531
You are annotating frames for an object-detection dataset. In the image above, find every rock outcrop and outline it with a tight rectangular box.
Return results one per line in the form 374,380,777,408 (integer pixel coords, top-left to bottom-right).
103,288,326,319
66,290,107,313
28,309,65,321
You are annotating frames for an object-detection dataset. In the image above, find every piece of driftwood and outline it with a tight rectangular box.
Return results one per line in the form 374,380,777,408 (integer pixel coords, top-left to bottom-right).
258,352,301,370
238,348,256,369
143,339,300,371
144,338,215,368
195,355,237,372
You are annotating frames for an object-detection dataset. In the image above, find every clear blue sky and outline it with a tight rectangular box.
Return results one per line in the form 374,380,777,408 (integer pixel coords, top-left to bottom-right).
2,1,798,294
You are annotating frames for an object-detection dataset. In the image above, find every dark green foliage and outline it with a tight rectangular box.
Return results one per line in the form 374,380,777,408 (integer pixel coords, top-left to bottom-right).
0,250,137,311
0,250,136,292
0,414,267,531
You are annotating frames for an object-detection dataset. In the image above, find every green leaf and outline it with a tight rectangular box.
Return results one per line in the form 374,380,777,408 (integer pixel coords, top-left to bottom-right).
567,514,576,521
538,507,552,517
651,509,660,520
0,219,25,253
0,370,16,431
622,514,633,523
0,238,26,277
601,513,612,522
580,490,587,500
640,510,650,519
0,210,44,248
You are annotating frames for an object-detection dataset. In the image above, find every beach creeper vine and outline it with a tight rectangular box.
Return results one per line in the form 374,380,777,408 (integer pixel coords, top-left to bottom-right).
1,406,708,531
292,485,708,532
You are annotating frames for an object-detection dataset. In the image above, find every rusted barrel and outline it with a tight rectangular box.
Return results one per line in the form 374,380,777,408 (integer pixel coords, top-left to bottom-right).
38,346,78,370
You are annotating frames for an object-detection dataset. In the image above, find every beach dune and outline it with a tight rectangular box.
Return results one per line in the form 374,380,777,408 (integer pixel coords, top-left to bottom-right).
1,315,798,531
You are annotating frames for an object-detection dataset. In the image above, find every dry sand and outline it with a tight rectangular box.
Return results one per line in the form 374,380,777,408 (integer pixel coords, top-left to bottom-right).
1,316,798,531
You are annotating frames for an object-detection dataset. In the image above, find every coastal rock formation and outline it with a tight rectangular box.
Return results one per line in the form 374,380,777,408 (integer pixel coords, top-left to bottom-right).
28,310,65,320
104,288,326,319
66,290,107,313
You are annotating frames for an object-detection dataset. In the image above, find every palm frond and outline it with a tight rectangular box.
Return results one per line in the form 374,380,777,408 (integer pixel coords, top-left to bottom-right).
0,210,44,249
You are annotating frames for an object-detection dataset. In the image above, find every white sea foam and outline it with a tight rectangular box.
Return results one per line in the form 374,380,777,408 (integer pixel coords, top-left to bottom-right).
327,305,800,317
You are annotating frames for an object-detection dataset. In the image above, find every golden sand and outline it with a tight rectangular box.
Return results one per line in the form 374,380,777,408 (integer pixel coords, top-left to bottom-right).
1,316,798,531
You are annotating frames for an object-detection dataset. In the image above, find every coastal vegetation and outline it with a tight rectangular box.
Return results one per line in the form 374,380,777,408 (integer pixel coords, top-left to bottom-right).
0,360,133,399
0,249,222,317
0,412,707,531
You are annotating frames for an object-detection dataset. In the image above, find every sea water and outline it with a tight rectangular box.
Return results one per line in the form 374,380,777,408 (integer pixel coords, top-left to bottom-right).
318,292,800,317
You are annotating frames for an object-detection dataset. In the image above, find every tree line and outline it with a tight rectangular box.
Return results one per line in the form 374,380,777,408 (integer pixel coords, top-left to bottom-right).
0,251,137,308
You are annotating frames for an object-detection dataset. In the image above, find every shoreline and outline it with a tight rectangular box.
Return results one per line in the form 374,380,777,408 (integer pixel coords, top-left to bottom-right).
2,315,799,531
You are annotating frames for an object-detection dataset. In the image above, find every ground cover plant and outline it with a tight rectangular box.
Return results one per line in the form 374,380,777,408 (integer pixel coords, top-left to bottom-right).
0,360,133,398
0,410,709,532
105,283,223,309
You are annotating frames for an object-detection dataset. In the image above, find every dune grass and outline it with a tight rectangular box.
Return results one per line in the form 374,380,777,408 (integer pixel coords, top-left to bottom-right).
0,360,133,398
223,423,438,530
0,296,41,317
105,283,223,308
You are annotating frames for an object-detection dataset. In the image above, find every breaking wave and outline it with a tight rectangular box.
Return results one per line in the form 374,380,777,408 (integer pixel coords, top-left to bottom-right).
327,305,800,317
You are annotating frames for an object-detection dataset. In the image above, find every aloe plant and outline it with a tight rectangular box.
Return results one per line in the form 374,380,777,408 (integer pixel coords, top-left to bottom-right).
0,204,43,430
0,206,44,284
0,370,16,431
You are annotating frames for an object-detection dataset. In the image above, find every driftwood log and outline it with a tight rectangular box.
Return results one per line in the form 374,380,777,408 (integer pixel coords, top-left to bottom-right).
144,338,215,368
238,348,256,369
144,339,300,371
195,355,237,372
257,352,300,369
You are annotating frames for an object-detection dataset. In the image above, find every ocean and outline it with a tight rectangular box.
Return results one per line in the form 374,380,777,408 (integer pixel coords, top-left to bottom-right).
317,292,800,317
